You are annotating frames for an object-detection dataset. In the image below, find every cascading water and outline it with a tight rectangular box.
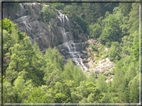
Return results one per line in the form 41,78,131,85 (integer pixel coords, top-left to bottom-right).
57,10,88,71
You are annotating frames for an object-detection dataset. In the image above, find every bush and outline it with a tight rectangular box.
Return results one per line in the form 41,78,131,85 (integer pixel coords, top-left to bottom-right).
108,42,121,61
41,4,57,22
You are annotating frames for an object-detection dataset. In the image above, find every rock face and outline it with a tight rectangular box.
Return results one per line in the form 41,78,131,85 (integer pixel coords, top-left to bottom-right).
3,3,87,51
3,3,89,70
3,3,63,51
2,3,115,74
55,10,88,71
89,57,114,74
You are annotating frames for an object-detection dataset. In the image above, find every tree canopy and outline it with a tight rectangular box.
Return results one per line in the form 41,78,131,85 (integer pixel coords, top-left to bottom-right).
1,2,140,104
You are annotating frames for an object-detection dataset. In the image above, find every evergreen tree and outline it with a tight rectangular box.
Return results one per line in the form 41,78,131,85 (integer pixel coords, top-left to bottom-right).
128,75,139,103
96,73,107,93
62,59,86,86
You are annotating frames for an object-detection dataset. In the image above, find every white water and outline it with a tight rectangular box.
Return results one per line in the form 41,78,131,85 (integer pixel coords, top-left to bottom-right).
19,16,31,33
20,3,24,9
57,10,88,71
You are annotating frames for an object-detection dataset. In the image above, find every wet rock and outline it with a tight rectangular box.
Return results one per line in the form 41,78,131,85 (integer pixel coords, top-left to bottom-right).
81,50,87,54
3,3,89,51
3,3,64,50
81,54,88,59
3,3,90,71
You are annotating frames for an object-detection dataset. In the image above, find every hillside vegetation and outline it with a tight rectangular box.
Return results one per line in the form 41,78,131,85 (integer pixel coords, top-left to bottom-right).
1,2,141,104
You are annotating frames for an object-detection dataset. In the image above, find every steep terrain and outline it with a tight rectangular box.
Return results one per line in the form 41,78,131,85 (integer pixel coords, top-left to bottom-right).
3,3,62,50
2,2,115,74
2,2,140,104
3,3,87,51
3,3,90,71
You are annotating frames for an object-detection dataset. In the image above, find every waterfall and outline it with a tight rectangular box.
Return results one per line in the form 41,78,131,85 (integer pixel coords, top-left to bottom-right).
20,3,24,9
57,10,88,71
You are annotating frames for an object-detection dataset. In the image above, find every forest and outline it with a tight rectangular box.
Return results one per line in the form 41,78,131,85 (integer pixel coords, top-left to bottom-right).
1,1,141,105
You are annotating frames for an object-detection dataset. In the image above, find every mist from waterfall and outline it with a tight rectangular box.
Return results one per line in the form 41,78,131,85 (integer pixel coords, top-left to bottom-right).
57,10,88,71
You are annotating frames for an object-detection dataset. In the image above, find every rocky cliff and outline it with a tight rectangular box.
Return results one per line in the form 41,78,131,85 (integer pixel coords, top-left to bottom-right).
2,3,114,74
3,3,87,51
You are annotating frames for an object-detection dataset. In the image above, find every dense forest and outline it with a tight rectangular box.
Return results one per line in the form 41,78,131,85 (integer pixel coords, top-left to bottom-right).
1,1,141,105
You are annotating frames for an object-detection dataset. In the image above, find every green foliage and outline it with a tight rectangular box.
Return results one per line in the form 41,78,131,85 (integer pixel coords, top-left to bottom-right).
20,80,34,102
62,59,86,85
111,63,127,102
128,3,139,34
3,78,16,103
41,4,57,22
44,47,64,70
13,75,25,93
13,73,27,102
89,3,132,46
109,42,121,61
128,75,139,103
125,61,138,82
2,19,21,54
50,3,65,10
63,3,118,35
119,3,132,16
71,13,88,34
96,74,107,92
89,21,102,38
2,3,140,104
132,31,139,61
7,43,30,72
121,35,133,56
2,18,26,75
54,93,68,103
26,87,50,103
2,18,14,33
75,81,103,103
99,13,122,45
43,47,64,86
